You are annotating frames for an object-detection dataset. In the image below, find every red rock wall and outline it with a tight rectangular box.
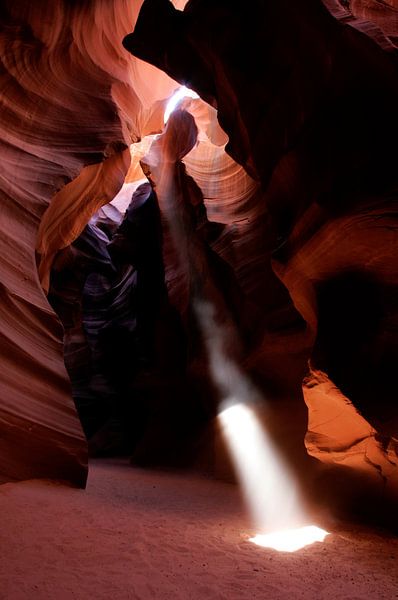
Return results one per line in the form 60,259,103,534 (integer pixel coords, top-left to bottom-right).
350,0,398,41
323,0,398,48
0,0,177,485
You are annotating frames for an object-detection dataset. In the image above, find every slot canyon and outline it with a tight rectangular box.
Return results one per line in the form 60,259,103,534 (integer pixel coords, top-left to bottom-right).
1,0,398,598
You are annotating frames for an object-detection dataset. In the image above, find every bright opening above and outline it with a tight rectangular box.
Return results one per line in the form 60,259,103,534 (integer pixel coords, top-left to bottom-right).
164,85,199,123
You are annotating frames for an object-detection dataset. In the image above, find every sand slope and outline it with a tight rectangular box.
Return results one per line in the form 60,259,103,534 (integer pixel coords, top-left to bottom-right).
0,459,397,600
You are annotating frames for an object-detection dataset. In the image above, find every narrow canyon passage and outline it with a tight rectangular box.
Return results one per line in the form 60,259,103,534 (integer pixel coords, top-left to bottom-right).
2,1,398,597
1,459,397,600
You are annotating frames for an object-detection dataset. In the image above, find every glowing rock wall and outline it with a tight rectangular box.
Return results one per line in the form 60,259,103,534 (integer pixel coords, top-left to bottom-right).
0,0,177,485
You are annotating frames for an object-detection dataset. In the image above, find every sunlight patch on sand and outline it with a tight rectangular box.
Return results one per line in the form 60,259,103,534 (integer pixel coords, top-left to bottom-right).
250,526,329,553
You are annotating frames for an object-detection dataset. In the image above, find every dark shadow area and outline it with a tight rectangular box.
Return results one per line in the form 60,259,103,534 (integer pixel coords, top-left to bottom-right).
48,182,209,464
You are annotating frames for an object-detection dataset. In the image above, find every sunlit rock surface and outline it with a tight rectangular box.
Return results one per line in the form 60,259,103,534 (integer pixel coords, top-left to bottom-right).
304,368,398,489
0,0,177,485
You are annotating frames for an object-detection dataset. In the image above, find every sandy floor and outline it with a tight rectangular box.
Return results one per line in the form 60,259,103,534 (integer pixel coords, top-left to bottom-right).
0,459,397,600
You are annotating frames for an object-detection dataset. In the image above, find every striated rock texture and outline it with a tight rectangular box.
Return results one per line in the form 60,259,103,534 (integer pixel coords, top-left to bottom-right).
0,0,179,485
349,0,398,44
323,0,398,49
124,0,398,490
48,221,117,441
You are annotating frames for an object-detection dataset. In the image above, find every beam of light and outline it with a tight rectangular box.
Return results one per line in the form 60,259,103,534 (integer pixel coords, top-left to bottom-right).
164,86,199,123
218,402,329,552
148,126,329,552
218,401,305,533
250,526,329,553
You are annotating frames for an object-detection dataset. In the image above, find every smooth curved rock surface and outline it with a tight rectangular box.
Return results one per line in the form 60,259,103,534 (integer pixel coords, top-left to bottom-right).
0,0,178,485
349,0,398,42
304,368,398,490
323,0,398,48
